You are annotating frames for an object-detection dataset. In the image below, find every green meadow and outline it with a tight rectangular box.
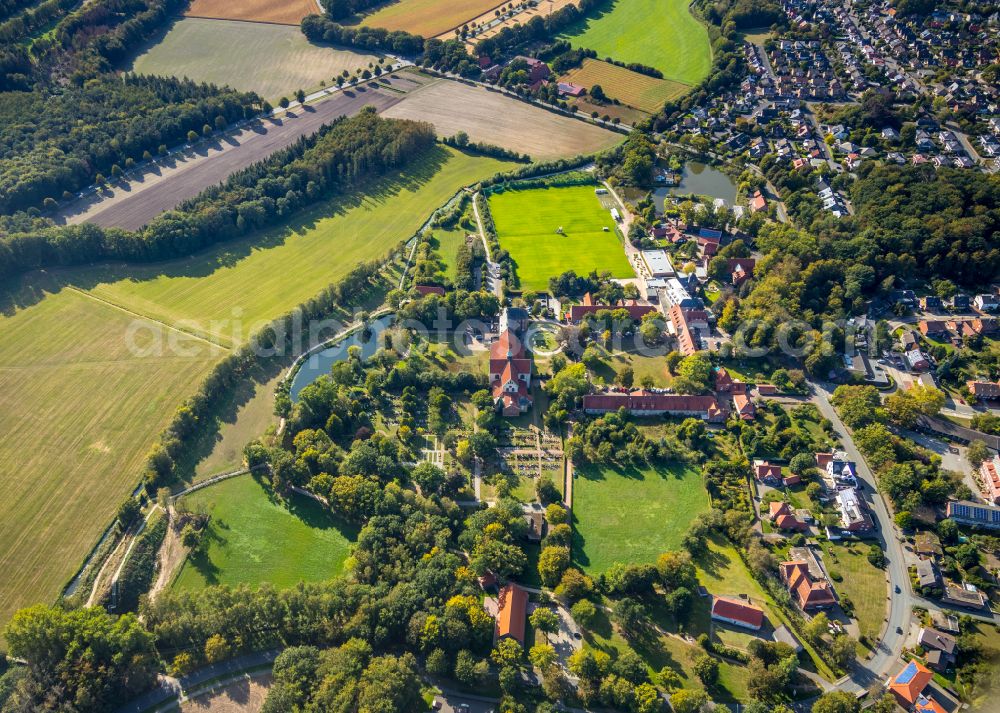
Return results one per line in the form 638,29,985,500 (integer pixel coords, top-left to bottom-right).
559,0,712,85
173,475,358,590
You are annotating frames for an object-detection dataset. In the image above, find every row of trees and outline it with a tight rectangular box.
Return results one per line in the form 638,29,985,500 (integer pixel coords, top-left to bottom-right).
0,74,262,213
0,110,435,279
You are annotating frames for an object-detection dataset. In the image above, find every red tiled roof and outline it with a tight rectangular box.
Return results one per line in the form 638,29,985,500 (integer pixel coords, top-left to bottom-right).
568,303,657,323
495,583,528,643
490,329,525,360
582,392,725,420
711,596,765,628
889,660,933,705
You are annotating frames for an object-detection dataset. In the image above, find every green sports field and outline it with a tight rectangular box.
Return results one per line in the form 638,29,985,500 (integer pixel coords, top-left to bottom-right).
559,0,711,85
571,462,710,574
488,185,632,293
172,475,358,590
85,147,513,346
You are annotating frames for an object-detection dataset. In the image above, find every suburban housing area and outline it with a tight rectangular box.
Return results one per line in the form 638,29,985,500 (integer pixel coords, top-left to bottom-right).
0,0,998,710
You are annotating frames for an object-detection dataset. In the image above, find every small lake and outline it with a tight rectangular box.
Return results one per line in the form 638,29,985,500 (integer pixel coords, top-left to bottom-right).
655,161,738,210
289,314,395,401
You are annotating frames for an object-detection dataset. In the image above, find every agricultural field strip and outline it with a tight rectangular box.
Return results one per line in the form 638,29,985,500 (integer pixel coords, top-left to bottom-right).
183,0,318,25
61,86,403,231
559,58,690,114
361,0,506,38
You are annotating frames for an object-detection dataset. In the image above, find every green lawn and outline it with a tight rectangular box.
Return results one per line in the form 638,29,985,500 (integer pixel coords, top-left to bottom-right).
173,475,358,591
488,185,632,293
572,462,709,574
590,349,669,387
429,225,471,283
84,147,513,346
558,0,712,85
818,541,887,645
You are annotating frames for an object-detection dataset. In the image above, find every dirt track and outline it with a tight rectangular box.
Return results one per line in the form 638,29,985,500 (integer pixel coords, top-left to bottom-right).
59,86,403,231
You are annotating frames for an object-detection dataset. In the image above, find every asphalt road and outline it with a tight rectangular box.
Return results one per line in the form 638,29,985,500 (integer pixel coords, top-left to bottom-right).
60,86,403,231
810,383,912,694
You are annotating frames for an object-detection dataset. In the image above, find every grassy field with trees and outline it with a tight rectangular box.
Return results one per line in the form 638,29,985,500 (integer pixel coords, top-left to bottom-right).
571,462,709,574
559,0,711,85
83,146,512,346
172,475,359,590
0,145,510,639
487,184,632,292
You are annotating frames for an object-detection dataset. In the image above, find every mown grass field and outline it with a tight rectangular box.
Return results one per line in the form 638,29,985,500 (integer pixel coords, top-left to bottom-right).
0,286,217,635
559,0,711,85
184,0,316,25
429,226,472,283
0,147,510,638
172,475,358,590
488,185,632,292
361,0,502,37
129,18,380,102
85,147,513,346
560,58,690,114
819,541,887,644
571,462,709,574
382,78,622,161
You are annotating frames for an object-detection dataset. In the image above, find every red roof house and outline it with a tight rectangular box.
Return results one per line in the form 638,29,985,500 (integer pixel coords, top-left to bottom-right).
888,660,934,708
779,561,836,610
769,501,808,531
711,596,765,630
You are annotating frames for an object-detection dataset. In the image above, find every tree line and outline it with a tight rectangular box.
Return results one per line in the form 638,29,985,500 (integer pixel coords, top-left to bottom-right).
0,110,436,280
0,74,262,214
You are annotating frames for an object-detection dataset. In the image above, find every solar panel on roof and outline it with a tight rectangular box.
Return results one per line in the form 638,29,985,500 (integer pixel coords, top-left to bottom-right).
896,661,918,685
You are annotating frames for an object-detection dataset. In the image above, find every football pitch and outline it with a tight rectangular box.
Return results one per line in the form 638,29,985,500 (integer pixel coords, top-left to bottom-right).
488,184,632,292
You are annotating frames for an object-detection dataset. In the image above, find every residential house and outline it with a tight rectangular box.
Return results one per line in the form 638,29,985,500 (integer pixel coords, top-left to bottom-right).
976,455,1000,504
754,460,783,484
710,596,765,630
974,293,999,312
779,560,837,610
888,660,935,710
918,320,949,339
836,487,873,532
905,348,932,372
557,82,585,97
966,380,1000,399
914,531,943,558
816,451,858,489
920,296,943,312
732,392,756,420
769,501,808,531
917,627,957,671
915,558,941,589
941,582,989,609
749,190,768,213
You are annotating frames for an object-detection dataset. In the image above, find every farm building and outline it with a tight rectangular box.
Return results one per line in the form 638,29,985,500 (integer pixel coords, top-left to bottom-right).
710,596,765,630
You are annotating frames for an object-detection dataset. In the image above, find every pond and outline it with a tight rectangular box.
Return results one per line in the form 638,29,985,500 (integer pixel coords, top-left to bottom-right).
289,314,395,401
654,161,738,210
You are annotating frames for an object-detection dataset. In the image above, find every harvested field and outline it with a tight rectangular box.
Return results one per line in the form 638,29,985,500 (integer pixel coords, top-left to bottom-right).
382,78,622,160
559,0,711,85
61,83,402,230
0,284,216,637
569,98,646,126
560,58,689,114
184,0,316,25
129,18,380,102
362,0,503,37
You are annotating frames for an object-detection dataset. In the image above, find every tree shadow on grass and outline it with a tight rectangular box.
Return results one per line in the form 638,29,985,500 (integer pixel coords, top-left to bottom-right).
0,144,452,317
